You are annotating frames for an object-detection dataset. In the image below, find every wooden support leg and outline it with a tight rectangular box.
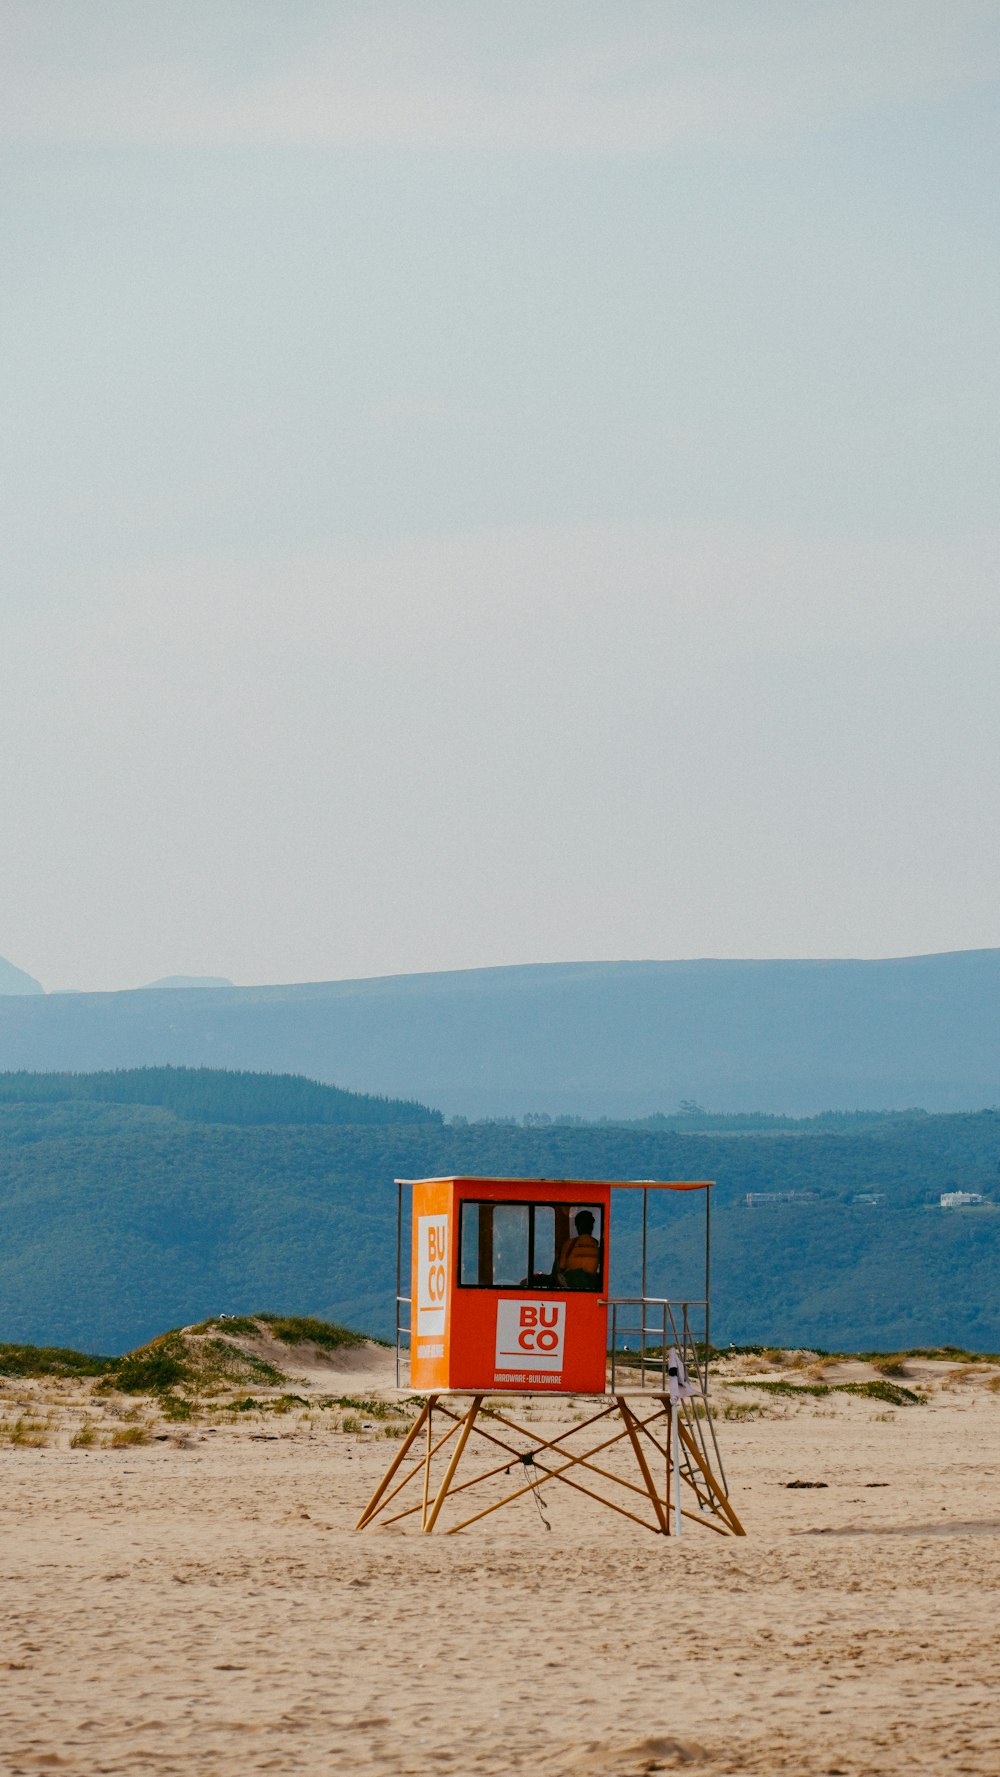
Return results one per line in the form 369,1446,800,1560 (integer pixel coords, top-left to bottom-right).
618,1397,669,1535
380,1403,633,1530
423,1395,483,1532
355,1398,430,1529
642,1398,725,1518
447,1450,662,1536
360,1394,744,1539
445,1412,667,1536
360,1417,462,1527
420,1397,436,1530
676,1416,746,1536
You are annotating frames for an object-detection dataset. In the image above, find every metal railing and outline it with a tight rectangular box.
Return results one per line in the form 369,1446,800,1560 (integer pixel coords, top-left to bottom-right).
606,1296,708,1393
396,1293,412,1390
395,1177,411,1390
605,1295,728,1498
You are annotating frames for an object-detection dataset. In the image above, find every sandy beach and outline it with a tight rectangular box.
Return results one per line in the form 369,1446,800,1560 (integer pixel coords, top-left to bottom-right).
2,1351,998,1776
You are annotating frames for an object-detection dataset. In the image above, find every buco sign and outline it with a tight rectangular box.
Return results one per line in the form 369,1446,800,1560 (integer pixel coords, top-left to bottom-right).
494,1298,566,1382
416,1214,449,1336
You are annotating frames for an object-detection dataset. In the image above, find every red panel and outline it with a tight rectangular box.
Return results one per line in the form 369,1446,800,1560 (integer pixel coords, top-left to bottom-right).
449,1287,607,1393
447,1178,611,1394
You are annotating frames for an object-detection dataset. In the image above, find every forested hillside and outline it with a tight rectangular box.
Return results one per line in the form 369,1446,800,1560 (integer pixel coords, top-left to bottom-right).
0,1070,997,1355
0,1066,440,1127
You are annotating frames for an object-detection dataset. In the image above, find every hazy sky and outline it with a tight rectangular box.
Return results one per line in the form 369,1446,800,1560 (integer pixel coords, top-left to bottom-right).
3,1,999,992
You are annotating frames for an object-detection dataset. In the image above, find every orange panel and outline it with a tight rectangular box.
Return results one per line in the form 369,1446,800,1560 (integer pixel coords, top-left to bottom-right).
409,1179,455,1391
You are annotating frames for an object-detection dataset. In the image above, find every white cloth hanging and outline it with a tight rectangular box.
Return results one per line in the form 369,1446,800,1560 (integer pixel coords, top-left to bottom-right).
666,1345,697,1402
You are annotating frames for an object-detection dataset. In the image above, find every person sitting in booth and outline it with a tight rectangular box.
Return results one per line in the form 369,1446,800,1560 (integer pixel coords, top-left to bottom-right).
557,1210,601,1291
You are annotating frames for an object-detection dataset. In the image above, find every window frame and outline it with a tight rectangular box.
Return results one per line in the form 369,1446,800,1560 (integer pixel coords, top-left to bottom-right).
456,1197,604,1291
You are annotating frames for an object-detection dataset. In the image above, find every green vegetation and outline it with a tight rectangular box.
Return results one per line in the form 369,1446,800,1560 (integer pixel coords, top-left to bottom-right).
158,1393,196,1422
856,1344,999,1363
1,1069,999,1354
254,1314,371,1351
836,1380,924,1406
188,1315,262,1337
109,1424,151,1447
147,1317,363,1397
225,1393,303,1412
108,1339,191,1394
0,1343,114,1378
0,1314,369,1398
529,1107,928,1135
0,1065,440,1127
327,1394,398,1417
188,1312,373,1348
1,1415,49,1446
727,1378,924,1406
722,1400,765,1421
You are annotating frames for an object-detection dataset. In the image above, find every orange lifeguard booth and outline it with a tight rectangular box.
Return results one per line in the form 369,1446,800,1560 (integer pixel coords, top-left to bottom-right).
407,1176,613,1395
358,1176,745,1538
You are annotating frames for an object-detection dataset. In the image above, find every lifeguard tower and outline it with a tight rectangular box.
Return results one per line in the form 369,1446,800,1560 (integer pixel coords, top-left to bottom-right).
357,1177,745,1538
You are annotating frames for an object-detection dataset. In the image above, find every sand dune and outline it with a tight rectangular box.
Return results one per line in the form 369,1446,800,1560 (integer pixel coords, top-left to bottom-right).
222,1325,397,1393
1,1353,998,1775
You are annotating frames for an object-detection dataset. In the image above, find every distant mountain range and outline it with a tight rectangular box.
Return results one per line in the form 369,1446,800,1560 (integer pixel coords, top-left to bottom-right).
0,960,233,994
141,976,234,991
1,950,999,1116
0,955,43,996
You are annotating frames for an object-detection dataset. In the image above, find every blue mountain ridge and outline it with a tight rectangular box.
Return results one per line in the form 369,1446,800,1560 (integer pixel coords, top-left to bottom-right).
1,951,998,1117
